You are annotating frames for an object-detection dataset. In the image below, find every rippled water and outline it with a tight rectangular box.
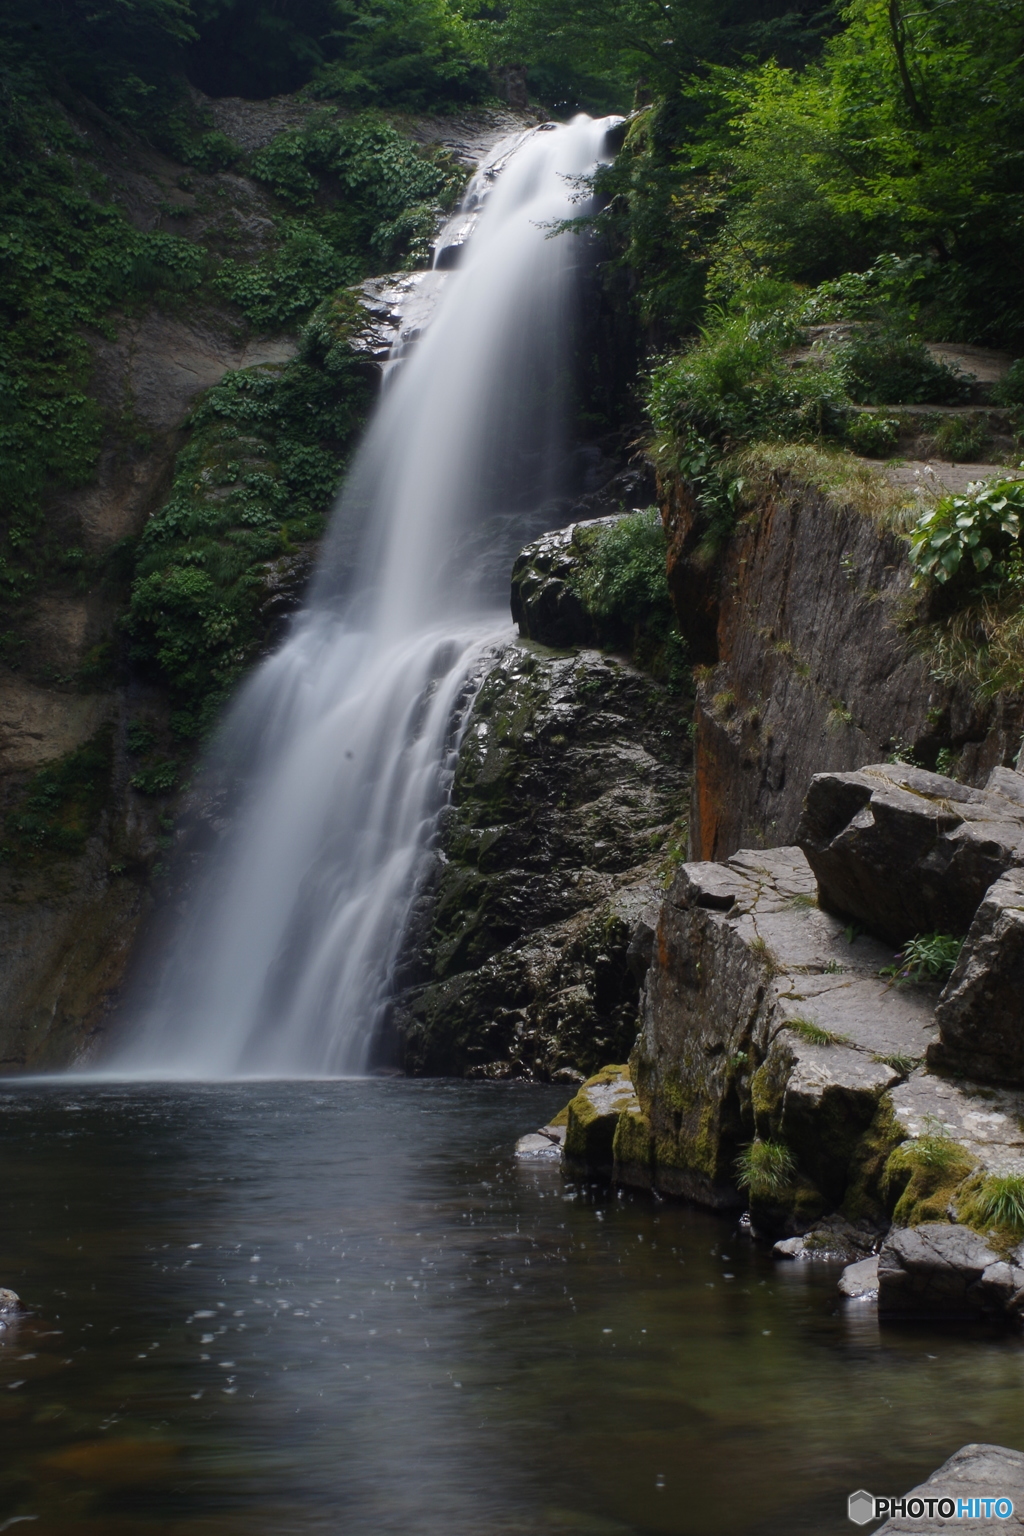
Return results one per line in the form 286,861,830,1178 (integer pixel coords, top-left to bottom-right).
2,1080,1024,1535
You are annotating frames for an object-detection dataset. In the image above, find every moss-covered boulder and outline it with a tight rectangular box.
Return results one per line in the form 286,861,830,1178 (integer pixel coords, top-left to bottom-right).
563,1064,638,1177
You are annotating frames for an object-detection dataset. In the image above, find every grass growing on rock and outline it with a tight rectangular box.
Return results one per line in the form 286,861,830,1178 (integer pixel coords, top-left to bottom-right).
735,1138,795,1200
883,1134,976,1228
785,1017,850,1048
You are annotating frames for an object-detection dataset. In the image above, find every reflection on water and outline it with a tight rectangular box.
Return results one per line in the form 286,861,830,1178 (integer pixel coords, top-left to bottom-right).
1,1080,1023,1535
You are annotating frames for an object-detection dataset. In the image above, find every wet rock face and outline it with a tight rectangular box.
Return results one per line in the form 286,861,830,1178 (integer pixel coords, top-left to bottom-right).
395,640,689,1080
931,869,1024,1085
797,762,1024,945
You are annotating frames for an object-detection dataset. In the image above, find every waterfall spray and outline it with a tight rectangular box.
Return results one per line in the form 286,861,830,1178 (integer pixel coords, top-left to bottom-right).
108,115,619,1078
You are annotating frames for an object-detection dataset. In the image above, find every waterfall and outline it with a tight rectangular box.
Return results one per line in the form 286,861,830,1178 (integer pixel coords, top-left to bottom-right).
107,114,619,1079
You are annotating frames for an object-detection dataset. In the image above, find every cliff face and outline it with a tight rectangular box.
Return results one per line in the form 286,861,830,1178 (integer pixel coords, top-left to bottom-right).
662,468,1024,862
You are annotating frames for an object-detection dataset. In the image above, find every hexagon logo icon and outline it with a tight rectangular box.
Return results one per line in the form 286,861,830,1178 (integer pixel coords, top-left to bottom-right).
848,1490,875,1525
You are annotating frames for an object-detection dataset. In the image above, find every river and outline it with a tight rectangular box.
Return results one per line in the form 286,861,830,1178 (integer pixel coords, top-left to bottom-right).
2,1079,1023,1535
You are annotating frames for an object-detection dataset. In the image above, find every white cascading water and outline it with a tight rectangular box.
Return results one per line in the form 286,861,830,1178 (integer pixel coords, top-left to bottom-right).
107,114,619,1078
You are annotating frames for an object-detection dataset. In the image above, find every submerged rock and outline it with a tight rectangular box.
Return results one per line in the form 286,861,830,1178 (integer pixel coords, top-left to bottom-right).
0,1288,20,1312
797,761,1024,945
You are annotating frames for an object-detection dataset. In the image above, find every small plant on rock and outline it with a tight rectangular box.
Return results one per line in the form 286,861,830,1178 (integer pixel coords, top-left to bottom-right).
872,1052,923,1076
786,1016,848,1047
735,1138,795,1200
966,1174,1024,1233
882,932,963,984
931,415,990,464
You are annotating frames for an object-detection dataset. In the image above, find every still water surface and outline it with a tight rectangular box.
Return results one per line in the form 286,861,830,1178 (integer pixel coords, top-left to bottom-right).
2,1080,1023,1535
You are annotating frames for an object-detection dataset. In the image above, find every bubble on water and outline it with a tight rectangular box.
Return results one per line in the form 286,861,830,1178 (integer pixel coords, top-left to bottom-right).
201,1335,214,1344
655,1474,666,1490
194,1311,215,1319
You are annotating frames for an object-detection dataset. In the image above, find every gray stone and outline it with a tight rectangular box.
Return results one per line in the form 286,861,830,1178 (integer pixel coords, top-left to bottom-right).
0,1288,20,1313
563,1066,639,1177
878,1223,1000,1319
774,1237,807,1258
796,761,1024,945
889,1070,1024,1178
932,869,1024,1085
514,1130,563,1160
876,1443,1024,1534
839,1256,879,1298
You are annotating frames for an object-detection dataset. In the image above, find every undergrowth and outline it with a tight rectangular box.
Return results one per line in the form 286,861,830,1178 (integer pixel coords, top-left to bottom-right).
735,1138,795,1200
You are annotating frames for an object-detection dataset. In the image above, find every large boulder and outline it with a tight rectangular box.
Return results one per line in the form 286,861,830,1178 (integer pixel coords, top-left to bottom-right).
797,762,1024,945
875,1444,1024,1535
931,869,1024,1085
877,1223,1000,1319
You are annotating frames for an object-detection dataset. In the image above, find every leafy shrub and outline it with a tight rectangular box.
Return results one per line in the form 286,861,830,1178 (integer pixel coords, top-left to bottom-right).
735,1138,795,1200
124,320,372,737
845,412,900,458
835,331,972,407
931,415,990,464
130,760,179,795
908,479,1024,587
567,508,688,685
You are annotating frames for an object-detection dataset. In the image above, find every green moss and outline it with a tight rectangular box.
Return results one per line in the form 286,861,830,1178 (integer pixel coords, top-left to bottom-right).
957,1173,1024,1252
841,1097,906,1224
612,1104,653,1175
883,1135,977,1228
1,727,114,864
564,1064,635,1170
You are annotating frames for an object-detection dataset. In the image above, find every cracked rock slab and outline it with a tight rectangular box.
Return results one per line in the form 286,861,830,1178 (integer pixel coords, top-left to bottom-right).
797,761,1024,944
889,1070,1024,1177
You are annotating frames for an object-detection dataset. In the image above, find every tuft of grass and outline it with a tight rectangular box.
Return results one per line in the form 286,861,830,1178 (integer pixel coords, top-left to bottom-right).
872,1052,923,1076
748,935,782,977
965,1174,1024,1233
735,1138,795,1200
786,1016,850,1047
889,1134,966,1174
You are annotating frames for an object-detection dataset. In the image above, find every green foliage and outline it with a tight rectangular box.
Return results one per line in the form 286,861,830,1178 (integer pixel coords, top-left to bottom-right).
0,87,207,562
308,0,488,111
844,412,899,458
214,112,462,329
124,326,371,736
871,1051,922,1076
130,759,180,795
566,508,688,685
908,480,1024,588
735,1137,796,1199
881,932,963,985
1,728,114,863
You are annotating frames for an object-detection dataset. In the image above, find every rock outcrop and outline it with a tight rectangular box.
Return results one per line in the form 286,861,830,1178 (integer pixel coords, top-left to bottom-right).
395,640,689,1080
797,762,1024,944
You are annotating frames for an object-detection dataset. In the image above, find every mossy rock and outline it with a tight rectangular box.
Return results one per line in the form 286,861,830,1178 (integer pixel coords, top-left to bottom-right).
564,1064,638,1177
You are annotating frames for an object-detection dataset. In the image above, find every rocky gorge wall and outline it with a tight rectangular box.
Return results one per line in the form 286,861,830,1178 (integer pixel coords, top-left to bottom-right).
662,466,1024,862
